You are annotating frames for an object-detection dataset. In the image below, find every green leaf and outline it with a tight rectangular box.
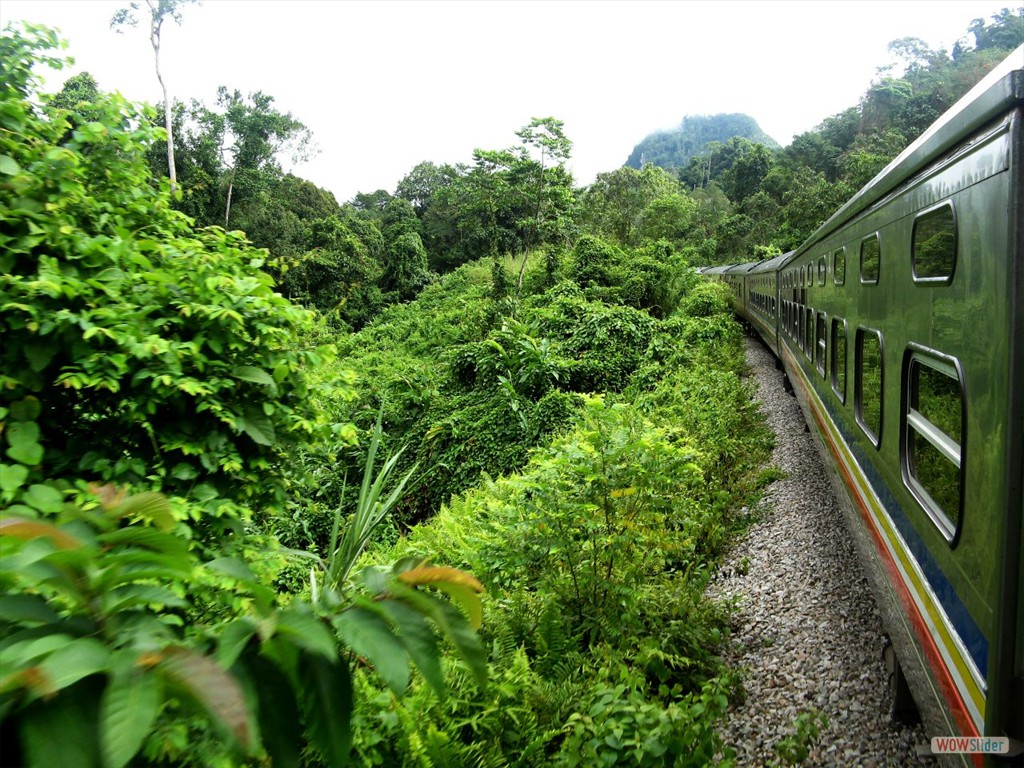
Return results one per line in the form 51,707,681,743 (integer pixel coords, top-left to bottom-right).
0,154,20,175
38,638,112,694
24,341,58,372
97,527,189,558
0,462,30,494
100,667,159,768
431,581,484,631
273,608,337,661
232,365,278,394
241,652,302,768
205,556,256,584
392,583,488,688
376,599,444,696
23,483,65,514
170,462,198,481
298,652,352,767
235,408,276,447
216,619,256,669
10,396,42,421
6,421,43,466
332,605,410,695
0,595,59,625
102,584,187,613
114,493,175,530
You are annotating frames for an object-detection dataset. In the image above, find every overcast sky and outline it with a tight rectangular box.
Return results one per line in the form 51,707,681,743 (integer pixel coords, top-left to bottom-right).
2,0,1018,202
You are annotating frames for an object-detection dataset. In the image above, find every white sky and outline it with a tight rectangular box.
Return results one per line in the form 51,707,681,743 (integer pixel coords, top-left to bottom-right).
1,0,1018,202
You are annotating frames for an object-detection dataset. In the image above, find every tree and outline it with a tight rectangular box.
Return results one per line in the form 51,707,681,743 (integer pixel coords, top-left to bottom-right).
513,116,574,287
382,232,430,302
966,7,1024,52
111,0,199,193
637,192,697,247
396,160,455,215
579,164,680,246
48,71,99,112
215,87,314,228
721,140,774,204
48,72,103,145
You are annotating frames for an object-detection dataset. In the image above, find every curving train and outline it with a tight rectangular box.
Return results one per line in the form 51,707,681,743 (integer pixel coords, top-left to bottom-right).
703,46,1023,766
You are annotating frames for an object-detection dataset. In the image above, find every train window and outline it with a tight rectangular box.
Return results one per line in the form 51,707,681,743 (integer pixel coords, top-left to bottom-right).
833,248,846,286
830,318,847,403
815,313,826,376
860,234,880,284
856,328,883,447
912,203,956,283
902,350,964,542
817,256,827,286
805,307,814,357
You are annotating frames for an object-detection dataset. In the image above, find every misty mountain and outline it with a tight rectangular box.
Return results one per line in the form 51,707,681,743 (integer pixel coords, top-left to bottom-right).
624,113,780,170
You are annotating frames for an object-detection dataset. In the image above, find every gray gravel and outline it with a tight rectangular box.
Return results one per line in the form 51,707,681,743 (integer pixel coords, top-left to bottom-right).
710,336,929,766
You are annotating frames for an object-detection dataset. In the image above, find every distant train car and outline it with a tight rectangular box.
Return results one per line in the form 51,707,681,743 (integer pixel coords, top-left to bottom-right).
745,251,790,356
714,46,1023,766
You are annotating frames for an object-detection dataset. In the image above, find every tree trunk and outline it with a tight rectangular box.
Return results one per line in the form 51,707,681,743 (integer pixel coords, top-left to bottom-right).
224,170,235,228
147,1,176,193
517,147,547,292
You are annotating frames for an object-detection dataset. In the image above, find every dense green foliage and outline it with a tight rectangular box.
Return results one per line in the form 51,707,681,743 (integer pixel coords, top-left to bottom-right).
1,25,484,768
334,276,774,765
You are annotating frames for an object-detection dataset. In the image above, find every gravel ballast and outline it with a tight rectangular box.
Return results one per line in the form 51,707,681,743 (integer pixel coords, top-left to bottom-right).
710,335,929,766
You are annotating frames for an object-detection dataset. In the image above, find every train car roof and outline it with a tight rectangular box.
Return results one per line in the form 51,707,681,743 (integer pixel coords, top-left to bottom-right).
793,45,1024,259
701,265,731,274
725,262,759,274
748,251,794,274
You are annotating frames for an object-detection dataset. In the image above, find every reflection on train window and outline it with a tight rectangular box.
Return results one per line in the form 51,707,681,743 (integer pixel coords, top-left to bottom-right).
856,328,883,446
830,318,846,402
833,248,846,285
913,204,956,282
904,354,963,541
817,256,826,286
860,234,880,284
815,312,826,376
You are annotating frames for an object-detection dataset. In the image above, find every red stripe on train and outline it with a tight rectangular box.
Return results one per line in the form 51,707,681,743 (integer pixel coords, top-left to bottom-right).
782,346,981,760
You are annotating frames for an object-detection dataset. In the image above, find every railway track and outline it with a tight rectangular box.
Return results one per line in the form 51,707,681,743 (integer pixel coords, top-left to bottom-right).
710,335,929,766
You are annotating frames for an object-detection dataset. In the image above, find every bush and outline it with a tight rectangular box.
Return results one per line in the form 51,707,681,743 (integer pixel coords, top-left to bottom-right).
0,25,347,506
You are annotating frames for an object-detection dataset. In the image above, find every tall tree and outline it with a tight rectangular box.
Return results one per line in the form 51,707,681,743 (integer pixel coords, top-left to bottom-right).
215,86,313,228
514,117,573,288
111,0,199,194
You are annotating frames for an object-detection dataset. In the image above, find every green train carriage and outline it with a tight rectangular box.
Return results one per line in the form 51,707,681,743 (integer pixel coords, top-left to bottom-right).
722,45,1023,765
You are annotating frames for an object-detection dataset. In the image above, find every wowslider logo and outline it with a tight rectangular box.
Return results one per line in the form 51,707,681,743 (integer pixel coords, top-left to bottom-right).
930,736,1009,755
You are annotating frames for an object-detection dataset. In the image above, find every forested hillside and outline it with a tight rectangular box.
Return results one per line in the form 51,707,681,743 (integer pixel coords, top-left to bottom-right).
624,113,780,172
1,7,1021,767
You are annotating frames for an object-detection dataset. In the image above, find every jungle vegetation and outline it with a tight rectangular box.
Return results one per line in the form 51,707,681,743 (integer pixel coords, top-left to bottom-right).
1,8,1021,767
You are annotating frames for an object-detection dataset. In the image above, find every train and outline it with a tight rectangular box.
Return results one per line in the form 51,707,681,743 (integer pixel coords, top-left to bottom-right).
702,45,1023,766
